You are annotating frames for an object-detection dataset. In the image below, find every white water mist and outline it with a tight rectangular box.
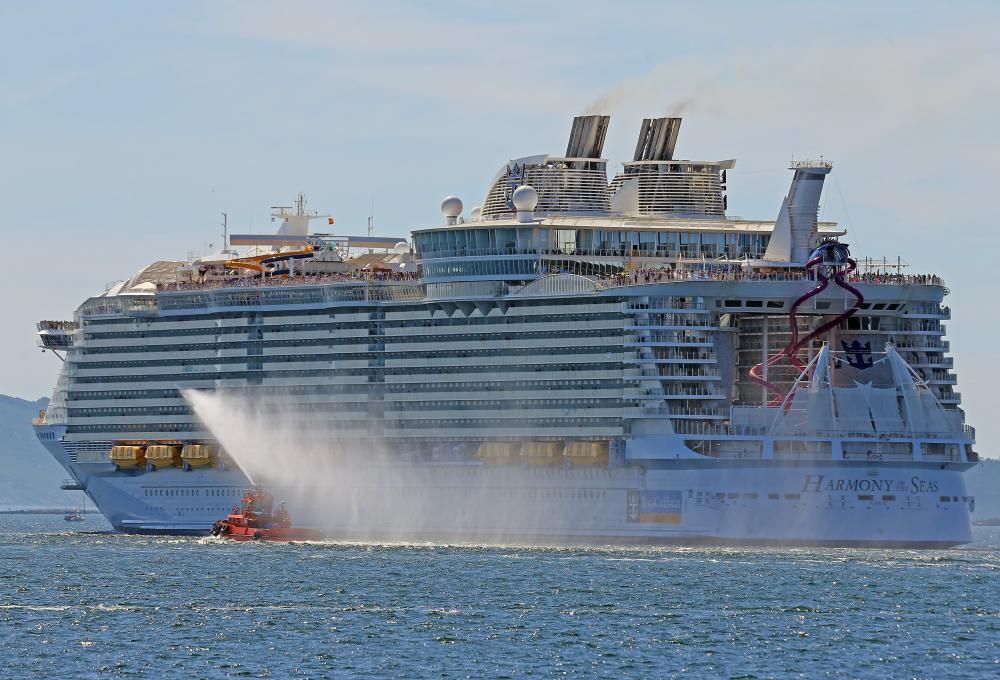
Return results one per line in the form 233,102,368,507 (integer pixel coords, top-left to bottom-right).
183,389,601,544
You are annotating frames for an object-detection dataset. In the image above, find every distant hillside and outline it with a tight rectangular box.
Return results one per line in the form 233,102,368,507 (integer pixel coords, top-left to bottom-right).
0,395,83,508
969,458,1000,520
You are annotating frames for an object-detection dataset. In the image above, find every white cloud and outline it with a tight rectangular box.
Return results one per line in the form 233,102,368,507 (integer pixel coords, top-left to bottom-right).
192,0,591,110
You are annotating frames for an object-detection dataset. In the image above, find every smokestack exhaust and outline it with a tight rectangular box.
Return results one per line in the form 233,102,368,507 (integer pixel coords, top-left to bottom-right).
565,115,610,158
633,117,682,161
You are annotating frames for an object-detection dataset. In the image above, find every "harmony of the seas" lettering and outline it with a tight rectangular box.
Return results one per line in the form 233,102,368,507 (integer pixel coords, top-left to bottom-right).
801,475,940,494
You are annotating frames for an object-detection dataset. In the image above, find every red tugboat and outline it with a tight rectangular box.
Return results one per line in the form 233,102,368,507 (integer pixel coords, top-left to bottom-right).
210,486,322,541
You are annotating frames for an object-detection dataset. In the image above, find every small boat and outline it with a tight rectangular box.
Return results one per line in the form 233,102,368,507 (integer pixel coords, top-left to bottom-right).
64,507,86,522
210,487,321,541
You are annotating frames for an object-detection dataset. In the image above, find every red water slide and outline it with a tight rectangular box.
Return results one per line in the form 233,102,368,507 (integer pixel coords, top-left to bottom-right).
748,244,864,405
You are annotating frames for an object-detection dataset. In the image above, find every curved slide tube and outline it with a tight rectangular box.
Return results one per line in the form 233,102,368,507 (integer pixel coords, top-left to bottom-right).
226,245,315,276
749,254,864,405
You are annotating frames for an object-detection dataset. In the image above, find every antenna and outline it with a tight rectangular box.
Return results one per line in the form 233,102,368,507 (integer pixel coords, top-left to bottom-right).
368,197,375,237
368,197,375,254
221,212,228,250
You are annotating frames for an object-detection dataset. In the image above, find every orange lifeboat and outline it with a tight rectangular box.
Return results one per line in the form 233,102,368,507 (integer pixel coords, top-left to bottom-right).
564,440,610,466
109,444,146,470
145,445,182,470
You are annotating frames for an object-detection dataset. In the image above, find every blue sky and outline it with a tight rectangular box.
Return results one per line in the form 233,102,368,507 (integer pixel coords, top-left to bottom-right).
1,1,997,454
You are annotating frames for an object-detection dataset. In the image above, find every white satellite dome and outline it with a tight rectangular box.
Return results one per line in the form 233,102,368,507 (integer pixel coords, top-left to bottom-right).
512,185,538,212
469,206,482,221
393,241,410,254
440,195,464,218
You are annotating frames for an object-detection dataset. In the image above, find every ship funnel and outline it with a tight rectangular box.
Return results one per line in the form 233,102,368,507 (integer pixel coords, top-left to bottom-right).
762,161,833,264
633,117,682,161
565,115,610,158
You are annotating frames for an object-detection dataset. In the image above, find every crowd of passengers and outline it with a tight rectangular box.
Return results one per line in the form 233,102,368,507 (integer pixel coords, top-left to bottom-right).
599,268,943,287
602,267,810,286
37,320,78,330
159,269,421,292
157,265,943,292
851,272,943,285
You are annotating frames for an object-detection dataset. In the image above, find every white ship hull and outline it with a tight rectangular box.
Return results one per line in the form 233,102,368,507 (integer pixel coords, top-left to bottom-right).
40,429,973,547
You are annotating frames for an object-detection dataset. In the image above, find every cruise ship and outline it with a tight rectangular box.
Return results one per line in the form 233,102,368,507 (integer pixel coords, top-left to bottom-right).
33,115,979,546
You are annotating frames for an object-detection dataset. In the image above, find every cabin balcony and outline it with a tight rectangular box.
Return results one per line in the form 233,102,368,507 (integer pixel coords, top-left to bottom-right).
623,306,710,315
893,340,949,352
909,357,954,369
36,320,78,351
925,375,958,385
624,356,717,365
624,320,718,333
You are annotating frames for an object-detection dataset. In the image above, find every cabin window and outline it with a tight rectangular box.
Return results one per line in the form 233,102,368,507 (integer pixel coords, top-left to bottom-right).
555,230,577,255
845,316,881,331
678,232,699,257
639,231,656,256
700,233,722,257
656,232,679,257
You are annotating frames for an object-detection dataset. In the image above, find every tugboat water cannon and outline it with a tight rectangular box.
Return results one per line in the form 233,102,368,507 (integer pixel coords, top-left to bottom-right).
210,486,321,541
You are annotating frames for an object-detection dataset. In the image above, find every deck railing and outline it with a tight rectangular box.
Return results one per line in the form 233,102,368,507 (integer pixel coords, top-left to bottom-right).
141,265,947,299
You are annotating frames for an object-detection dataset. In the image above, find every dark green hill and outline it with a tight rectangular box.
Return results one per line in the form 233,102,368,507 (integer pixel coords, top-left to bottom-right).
0,395,83,508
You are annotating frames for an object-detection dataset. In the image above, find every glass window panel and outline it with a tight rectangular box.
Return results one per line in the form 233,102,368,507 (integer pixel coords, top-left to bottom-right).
536,228,549,253
556,229,576,254
475,229,489,253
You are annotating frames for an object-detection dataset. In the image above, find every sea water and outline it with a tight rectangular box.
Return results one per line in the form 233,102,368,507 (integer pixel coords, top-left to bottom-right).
0,515,997,678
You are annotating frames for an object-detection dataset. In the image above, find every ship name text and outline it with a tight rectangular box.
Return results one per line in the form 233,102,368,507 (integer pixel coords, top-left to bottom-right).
801,475,940,494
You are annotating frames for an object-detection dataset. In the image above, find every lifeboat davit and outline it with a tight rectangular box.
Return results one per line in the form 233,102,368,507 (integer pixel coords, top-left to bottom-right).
210,487,321,541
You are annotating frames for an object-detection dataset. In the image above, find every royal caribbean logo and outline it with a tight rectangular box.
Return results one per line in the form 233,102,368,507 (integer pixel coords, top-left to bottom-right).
840,339,874,369
626,490,682,524
503,163,525,209
626,490,640,522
